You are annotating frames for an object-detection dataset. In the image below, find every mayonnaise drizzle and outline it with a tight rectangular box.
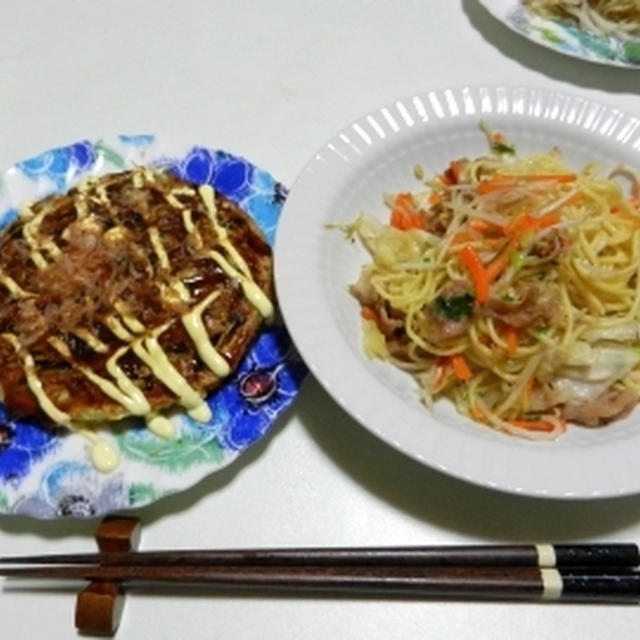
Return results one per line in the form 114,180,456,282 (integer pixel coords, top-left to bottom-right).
104,225,128,243
181,290,230,377
209,250,273,319
132,171,144,188
18,200,34,221
113,301,146,334
148,220,192,303
173,281,192,302
69,214,102,240
198,185,252,277
149,226,170,270
73,328,109,353
20,200,63,265
0,269,27,298
41,238,61,258
166,187,203,249
159,282,191,306
20,203,48,270
95,183,111,206
67,422,120,473
48,328,178,442
182,208,203,249
198,185,273,320
165,187,195,209
46,336,148,416
102,312,203,433
145,412,176,438
181,208,196,233
47,335,71,358
3,333,120,473
73,180,91,218
89,437,120,473
105,345,151,414
104,314,135,342
2,333,71,425
130,323,212,422
105,346,176,438
75,196,89,219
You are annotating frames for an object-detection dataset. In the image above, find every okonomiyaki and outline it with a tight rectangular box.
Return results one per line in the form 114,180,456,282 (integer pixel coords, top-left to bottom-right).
0,167,274,439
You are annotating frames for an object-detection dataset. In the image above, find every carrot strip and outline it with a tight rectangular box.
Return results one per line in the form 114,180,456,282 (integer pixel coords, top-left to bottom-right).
360,306,379,324
468,219,490,233
451,231,476,245
614,211,640,227
510,419,555,433
470,219,507,237
389,193,424,230
494,173,576,183
428,192,442,206
504,211,534,237
460,210,551,302
459,246,489,303
521,377,534,412
485,214,538,284
544,192,582,214
503,210,558,249
448,160,463,184
389,209,405,229
477,173,576,194
505,326,518,356
470,405,486,421
453,233,503,250
476,177,512,195
394,193,413,209
535,211,561,229
450,354,472,381
484,237,520,285
529,173,575,182
390,208,424,230
485,252,510,285
440,160,463,186
480,238,506,250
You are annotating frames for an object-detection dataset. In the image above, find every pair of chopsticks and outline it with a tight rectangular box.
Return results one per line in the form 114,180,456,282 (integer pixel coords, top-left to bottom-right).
2,543,640,603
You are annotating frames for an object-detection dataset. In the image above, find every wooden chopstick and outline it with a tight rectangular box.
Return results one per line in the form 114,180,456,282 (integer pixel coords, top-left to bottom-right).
2,563,640,603
1,543,638,569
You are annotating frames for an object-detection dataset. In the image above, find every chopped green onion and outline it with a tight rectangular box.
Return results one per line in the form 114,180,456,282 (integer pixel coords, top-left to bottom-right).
509,251,525,272
491,142,516,155
432,292,474,321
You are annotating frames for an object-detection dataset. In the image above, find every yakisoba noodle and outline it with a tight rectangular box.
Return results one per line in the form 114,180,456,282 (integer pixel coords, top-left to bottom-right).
345,125,640,439
525,0,640,39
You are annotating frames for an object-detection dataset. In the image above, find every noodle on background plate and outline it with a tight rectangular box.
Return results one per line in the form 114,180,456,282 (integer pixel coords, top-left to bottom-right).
343,124,640,440
524,0,640,40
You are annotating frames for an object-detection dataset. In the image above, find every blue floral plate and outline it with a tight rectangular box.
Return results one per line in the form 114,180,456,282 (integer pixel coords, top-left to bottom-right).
0,136,307,518
479,0,640,68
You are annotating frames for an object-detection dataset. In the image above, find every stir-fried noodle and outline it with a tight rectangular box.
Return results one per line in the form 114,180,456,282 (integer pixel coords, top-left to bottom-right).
344,126,640,439
525,0,640,40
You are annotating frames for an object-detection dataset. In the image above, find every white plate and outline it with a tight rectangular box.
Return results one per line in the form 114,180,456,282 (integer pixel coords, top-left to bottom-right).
274,85,640,499
478,0,640,68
